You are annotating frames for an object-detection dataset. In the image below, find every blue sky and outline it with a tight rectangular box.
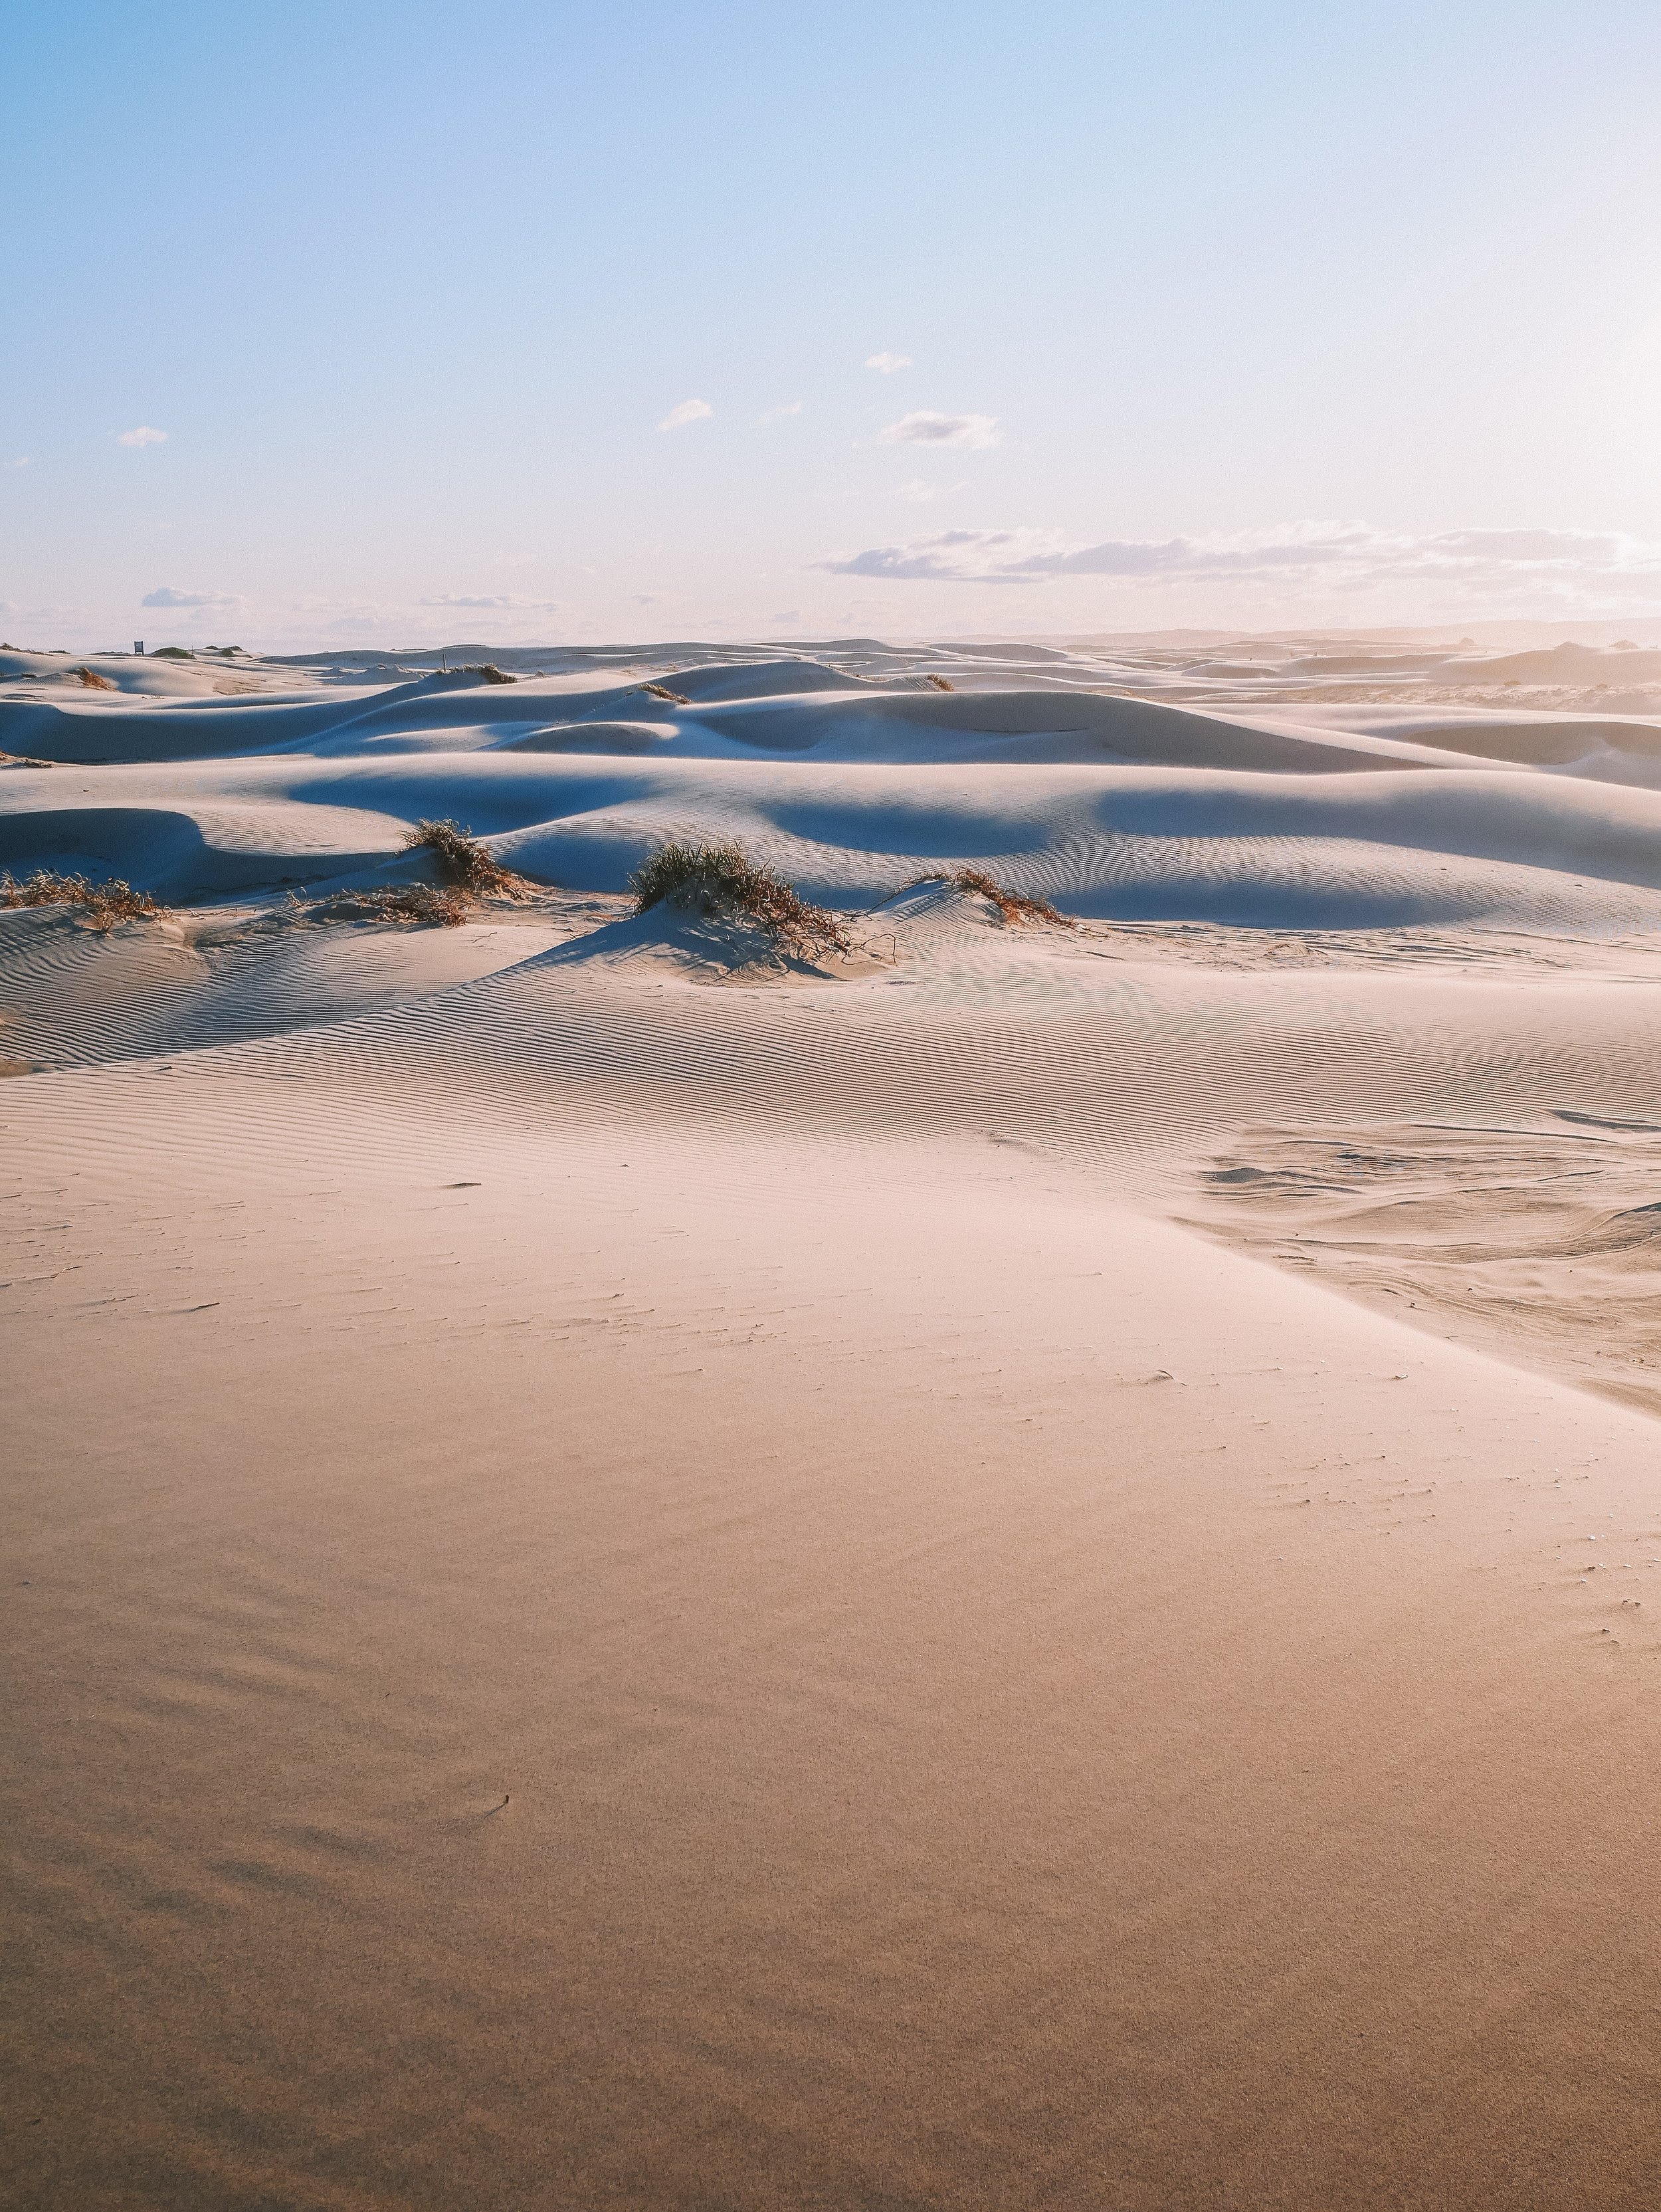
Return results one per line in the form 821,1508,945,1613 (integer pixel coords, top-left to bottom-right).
5,0,1660,647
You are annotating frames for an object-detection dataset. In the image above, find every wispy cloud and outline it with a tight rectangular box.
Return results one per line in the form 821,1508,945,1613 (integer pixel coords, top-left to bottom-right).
658,398,713,432
5,456,27,470
142,584,236,609
815,520,1661,607
760,401,803,423
898,478,963,504
878,411,999,450
118,426,168,449
418,593,559,610
865,353,912,375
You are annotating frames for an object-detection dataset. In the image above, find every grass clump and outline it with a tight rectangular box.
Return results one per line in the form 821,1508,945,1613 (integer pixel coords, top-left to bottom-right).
292,885,470,928
924,866,1075,928
455,663,515,684
0,868,162,927
640,680,691,706
153,647,194,660
924,672,955,691
70,666,116,690
401,819,524,897
629,839,852,957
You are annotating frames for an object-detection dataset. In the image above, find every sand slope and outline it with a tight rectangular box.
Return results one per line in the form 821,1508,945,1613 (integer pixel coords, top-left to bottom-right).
10,639,1661,2207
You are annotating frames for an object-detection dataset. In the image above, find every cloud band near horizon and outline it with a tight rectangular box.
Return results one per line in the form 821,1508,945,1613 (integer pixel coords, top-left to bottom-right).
817,522,1661,605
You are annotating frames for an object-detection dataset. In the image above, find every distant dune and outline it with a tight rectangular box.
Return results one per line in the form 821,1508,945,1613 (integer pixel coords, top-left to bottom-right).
6,635,1661,929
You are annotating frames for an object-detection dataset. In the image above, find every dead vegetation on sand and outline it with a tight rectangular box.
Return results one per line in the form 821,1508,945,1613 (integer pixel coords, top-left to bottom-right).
639,681,692,706
918,866,1075,928
0,869,163,927
402,819,526,898
454,664,515,684
70,666,116,690
288,884,472,928
629,840,853,958
272,821,534,928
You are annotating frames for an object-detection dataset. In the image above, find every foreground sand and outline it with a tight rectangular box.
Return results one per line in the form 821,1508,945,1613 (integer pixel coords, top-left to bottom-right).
9,872,1661,2207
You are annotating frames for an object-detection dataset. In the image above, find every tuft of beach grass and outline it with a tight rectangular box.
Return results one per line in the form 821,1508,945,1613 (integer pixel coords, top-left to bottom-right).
629,840,852,957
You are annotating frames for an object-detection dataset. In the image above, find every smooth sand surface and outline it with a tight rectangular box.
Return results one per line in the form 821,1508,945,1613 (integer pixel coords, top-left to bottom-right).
9,639,1661,2207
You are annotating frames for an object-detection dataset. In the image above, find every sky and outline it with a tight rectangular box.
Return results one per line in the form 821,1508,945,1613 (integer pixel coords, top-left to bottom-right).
4,0,1661,651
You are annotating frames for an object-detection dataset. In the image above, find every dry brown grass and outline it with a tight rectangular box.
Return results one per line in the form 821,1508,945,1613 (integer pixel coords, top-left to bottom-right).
70,666,116,690
401,819,526,898
0,869,162,926
455,664,515,684
924,672,955,691
289,884,471,928
630,840,852,957
921,866,1075,928
640,681,692,706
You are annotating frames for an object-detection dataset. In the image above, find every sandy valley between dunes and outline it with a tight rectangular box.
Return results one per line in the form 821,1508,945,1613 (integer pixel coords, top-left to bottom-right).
11,638,1661,2208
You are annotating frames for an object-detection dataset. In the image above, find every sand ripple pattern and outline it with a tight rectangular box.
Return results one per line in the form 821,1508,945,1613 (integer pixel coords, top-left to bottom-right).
1193,1114,1661,1412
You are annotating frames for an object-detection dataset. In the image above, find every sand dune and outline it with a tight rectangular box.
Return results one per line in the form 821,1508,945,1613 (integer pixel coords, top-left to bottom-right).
8,642,1661,930
10,636,1661,2207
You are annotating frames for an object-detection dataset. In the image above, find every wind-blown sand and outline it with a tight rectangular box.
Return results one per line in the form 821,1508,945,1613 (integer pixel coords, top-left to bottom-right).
9,636,1661,2208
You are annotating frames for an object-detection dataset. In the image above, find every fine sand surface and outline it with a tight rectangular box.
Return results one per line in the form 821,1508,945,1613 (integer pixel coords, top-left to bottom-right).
9,639,1661,2208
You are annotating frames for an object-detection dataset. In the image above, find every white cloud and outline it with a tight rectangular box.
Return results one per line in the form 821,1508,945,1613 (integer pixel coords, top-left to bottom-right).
418,593,559,610
815,519,1661,609
142,584,237,609
865,353,912,375
878,411,1000,450
657,398,713,432
760,401,803,423
5,456,27,470
118,426,168,449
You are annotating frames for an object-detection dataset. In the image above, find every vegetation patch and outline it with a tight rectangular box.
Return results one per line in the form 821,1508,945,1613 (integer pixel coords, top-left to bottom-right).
455,663,514,684
152,647,194,660
402,818,526,898
924,672,955,691
629,839,852,957
0,869,163,927
70,666,116,690
922,866,1075,928
639,681,692,706
288,884,471,928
